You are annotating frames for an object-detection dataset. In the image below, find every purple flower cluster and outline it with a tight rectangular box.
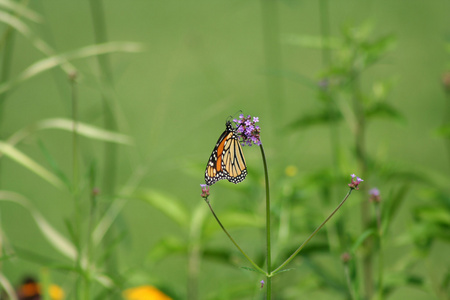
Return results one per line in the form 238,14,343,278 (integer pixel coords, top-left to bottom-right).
200,184,210,199
233,114,261,146
348,174,363,190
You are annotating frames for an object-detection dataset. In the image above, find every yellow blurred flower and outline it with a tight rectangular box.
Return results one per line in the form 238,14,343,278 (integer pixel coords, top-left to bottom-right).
285,165,298,177
49,284,65,300
123,285,172,300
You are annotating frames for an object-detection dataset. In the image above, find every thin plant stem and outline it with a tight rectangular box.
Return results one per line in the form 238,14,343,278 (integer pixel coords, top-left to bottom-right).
187,243,200,300
352,72,372,299
259,144,272,299
85,166,98,300
89,0,119,278
187,204,207,300
272,188,354,274
344,262,357,300
89,0,118,197
70,73,86,300
441,88,450,170
71,74,79,194
376,202,384,300
205,199,266,276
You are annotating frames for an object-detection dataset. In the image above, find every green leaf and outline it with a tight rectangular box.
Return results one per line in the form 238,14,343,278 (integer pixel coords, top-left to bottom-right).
0,191,77,261
361,34,397,67
414,206,450,225
284,34,341,49
303,257,347,292
0,253,14,262
240,266,258,272
136,189,189,227
37,139,71,190
382,184,410,234
435,124,450,139
351,228,376,252
287,109,342,130
215,211,264,229
273,268,295,275
0,41,144,95
0,272,17,300
0,0,43,22
202,248,235,264
0,10,75,74
365,102,404,121
8,118,133,146
92,198,128,247
383,273,424,297
147,236,187,262
0,141,65,189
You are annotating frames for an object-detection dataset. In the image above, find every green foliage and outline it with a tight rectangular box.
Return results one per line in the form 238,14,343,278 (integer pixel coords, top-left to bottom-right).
0,1,449,300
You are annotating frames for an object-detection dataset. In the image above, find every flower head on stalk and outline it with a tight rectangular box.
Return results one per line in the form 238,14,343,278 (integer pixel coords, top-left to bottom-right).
348,174,363,190
233,114,261,146
260,280,265,289
341,252,352,264
200,184,210,200
369,188,381,203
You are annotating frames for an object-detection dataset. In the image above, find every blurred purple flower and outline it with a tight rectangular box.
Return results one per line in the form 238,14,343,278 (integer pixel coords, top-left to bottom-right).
369,188,381,202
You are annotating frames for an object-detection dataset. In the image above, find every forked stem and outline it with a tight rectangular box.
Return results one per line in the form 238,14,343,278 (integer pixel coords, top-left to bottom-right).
272,188,354,274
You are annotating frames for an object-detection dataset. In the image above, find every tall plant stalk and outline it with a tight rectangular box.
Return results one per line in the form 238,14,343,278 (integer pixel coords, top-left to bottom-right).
89,0,119,277
69,71,84,300
260,144,272,299
351,72,372,299
89,0,118,194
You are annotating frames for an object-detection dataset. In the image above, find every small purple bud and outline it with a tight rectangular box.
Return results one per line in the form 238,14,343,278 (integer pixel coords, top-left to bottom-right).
260,280,265,288
200,184,210,199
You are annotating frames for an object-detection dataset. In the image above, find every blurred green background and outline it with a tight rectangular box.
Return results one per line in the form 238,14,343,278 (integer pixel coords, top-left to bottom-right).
1,1,450,299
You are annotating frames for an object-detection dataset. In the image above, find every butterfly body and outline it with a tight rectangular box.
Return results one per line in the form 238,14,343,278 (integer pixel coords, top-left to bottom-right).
205,121,247,186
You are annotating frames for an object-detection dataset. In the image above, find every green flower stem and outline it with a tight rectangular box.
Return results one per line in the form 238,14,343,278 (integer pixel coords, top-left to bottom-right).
71,76,79,194
89,0,118,197
259,144,272,299
89,0,119,279
205,199,266,276
376,202,384,300
272,188,354,274
352,73,372,299
69,74,84,300
344,262,357,300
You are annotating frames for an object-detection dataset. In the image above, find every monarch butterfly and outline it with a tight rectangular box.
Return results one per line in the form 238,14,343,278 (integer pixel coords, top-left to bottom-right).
205,120,247,186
